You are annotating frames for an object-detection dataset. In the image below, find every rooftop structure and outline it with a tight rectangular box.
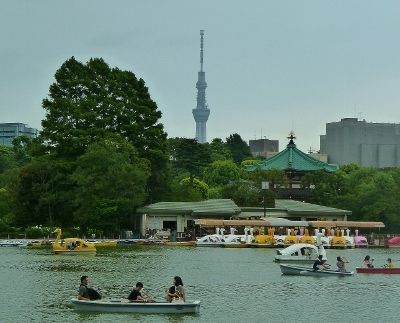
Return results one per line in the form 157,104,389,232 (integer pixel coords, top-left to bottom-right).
192,30,210,143
249,138,279,158
320,118,400,167
0,122,38,147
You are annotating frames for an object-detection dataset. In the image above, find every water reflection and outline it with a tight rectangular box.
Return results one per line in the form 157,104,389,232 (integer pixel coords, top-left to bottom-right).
1,246,400,322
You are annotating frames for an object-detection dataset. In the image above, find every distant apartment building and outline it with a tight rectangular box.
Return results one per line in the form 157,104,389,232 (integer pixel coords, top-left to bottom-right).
249,138,279,158
0,123,38,147
320,118,400,167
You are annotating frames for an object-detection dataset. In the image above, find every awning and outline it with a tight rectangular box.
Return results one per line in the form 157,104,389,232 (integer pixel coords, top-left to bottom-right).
309,221,385,228
194,219,272,227
260,217,309,227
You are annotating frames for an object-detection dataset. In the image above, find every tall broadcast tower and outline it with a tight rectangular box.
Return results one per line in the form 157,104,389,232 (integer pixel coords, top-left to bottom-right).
192,30,210,143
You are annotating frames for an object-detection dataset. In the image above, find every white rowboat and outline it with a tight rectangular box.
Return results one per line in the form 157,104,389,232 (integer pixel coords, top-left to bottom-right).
280,264,354,277
71,298,201,314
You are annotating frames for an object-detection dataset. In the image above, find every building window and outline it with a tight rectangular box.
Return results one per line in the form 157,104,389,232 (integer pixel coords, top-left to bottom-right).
163,221,177,230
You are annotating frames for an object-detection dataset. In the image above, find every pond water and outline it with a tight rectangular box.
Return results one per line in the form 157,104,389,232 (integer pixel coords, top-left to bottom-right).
1,245,400,322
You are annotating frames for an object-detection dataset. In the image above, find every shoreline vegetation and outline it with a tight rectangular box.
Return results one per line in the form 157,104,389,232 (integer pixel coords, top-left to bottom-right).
1,57,400,238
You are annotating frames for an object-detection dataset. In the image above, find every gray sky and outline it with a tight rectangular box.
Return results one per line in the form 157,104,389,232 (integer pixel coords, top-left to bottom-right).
1,0,400,152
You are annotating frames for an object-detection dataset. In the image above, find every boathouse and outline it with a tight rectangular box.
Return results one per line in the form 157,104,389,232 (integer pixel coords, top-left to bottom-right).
135,198,354,239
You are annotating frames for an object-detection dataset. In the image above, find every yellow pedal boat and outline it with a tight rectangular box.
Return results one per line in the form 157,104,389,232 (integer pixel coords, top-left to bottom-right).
52,228,96,254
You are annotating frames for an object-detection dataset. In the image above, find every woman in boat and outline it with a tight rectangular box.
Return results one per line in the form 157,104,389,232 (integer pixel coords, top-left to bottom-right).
336,256,349,272
165,276,186,302
363,255,374,268
384,258,396,268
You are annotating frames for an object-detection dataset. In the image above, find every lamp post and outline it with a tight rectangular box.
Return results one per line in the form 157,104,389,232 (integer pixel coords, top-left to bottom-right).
261,181,270,217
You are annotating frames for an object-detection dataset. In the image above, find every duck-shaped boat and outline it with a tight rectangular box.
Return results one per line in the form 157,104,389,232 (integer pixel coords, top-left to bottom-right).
52,228,96,254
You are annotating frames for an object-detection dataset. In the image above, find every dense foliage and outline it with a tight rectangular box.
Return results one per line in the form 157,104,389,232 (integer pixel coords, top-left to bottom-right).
1,57,400,236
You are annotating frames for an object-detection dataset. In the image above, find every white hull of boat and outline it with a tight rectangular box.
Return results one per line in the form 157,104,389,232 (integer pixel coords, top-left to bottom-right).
195,243,223,247
71,299,201,314
280,264,354,277
275,256,316,264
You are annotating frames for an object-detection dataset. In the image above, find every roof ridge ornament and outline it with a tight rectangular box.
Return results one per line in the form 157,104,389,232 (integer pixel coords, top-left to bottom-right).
287,131,296,146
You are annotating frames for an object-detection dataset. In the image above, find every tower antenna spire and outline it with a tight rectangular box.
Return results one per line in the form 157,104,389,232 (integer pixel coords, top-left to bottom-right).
192,29,210,143
200,30,204,72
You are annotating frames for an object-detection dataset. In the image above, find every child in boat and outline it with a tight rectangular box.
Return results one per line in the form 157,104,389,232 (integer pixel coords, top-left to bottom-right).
165,276,186,302
363,255,374,268
384,258,396,268
336,256,349,272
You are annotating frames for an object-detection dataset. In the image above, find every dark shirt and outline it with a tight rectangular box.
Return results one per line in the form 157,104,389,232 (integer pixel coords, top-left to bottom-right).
79,284,89,299
128,289,142,301
313,259,323,270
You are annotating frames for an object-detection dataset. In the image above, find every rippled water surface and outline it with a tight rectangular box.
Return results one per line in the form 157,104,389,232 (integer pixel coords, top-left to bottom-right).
1,246,400,323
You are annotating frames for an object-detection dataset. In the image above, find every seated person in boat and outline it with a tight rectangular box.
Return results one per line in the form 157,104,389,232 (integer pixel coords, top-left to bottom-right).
384,258,396,268
128,282,154,302
363,255,374,268
78,275,101,300
336,256,349,272
165,276,186,302
313,255,330,271
165,285,176,302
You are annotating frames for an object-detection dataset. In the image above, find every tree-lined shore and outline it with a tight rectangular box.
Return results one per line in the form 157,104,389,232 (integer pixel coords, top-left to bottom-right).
1,57,399,237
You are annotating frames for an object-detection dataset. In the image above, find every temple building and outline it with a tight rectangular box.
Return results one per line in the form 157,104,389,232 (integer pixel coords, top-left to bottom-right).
245,132,338,199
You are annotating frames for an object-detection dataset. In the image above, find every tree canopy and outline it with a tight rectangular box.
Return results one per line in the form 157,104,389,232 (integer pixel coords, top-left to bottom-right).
226,133,252,164
72,137,150,232
40,57,168,200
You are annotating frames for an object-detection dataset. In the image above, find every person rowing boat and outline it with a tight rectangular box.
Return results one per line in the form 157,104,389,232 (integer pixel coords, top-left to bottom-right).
128,282,155,302
313,255,330,271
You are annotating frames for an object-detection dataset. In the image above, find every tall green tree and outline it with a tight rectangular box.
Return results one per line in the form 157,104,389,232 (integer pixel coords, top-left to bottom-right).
203,160,242,186
220,180,260,207
40,57,168,201
0,146,15,173
71,137,150,233
226,133,252,164
14,157,75,227
12,136,33,166
170,138,211,183
207,138,232,162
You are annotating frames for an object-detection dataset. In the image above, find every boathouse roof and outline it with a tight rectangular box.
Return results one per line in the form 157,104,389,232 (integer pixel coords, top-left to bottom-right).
240,199,352,216
137,199,241,216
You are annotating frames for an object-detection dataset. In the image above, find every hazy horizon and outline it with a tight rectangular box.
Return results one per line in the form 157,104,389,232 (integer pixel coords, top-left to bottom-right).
1,0,400,152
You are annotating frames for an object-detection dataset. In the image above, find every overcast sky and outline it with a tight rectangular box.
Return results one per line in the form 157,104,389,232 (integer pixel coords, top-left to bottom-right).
1,0,400,152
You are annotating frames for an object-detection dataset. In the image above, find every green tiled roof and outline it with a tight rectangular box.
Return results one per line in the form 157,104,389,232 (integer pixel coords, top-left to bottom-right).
275,199,351,215
246,140,338,173
137,199,241,216
241,199,351,216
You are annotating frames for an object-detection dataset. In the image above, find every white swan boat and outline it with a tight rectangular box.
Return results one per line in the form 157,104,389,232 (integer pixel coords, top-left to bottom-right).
275,233,327,263
71,298,201,314
274,243,326,264
195,234,224,247
280,264,354,277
